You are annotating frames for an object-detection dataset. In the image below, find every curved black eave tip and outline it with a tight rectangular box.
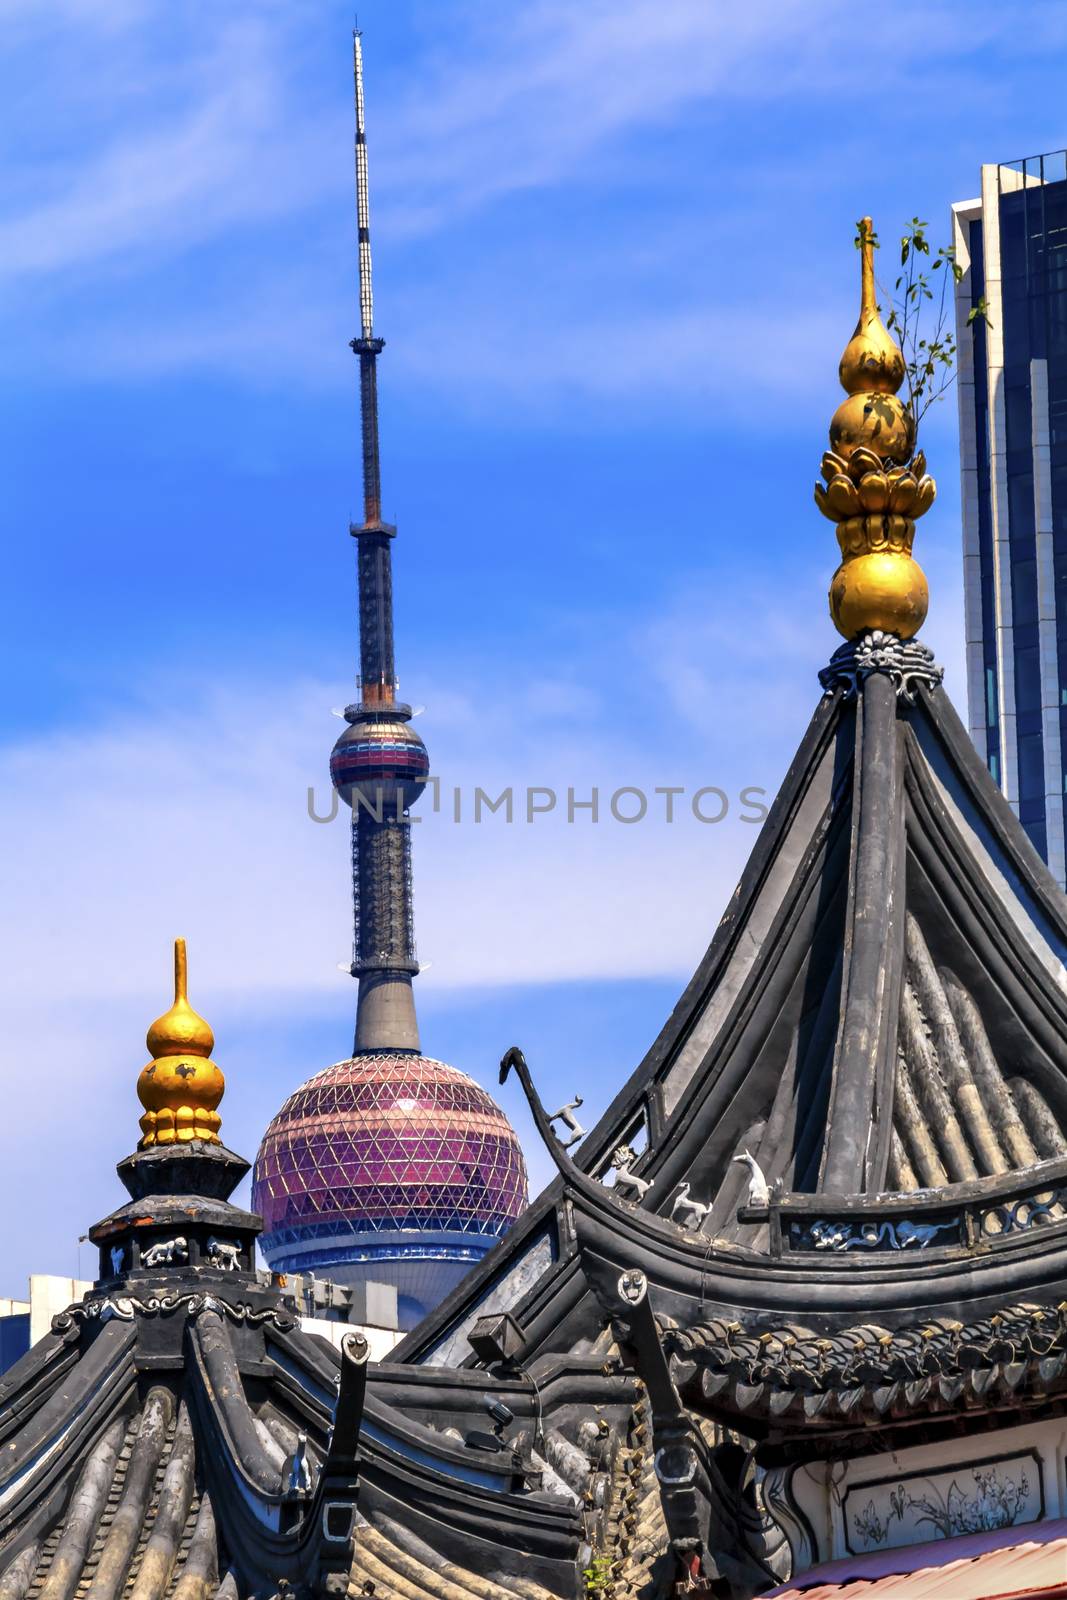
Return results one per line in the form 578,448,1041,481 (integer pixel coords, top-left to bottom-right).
498,1045,523,1087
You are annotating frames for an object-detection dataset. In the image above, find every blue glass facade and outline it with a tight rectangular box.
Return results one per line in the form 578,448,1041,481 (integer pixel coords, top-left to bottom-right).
962,153,1067,874
0,1313,29,1376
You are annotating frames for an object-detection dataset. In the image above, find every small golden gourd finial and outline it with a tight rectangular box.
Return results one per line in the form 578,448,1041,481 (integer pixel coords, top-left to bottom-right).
815,217,937,641
837,218,907,407
146,938,214,1060
137,939,225,1147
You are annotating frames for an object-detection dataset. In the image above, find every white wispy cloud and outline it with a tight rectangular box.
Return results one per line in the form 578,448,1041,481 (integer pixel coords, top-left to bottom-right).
3,0,1060,397
2,606,802,1007
4,0,1054,274
373,0,828,231
1,0,838,281
66,264,846,418
371,0,1063,234
0,14,336,282
0,583,817,1217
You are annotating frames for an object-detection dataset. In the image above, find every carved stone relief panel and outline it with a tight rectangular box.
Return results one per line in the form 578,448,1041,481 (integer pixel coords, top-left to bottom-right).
842,1450,1044,1555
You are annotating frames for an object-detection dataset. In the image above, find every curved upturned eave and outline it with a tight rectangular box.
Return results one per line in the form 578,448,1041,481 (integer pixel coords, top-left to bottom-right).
570,1179,1067,1328
393,690,854,1366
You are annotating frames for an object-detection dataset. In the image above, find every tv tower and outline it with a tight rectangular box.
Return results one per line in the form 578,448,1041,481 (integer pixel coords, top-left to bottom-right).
329,30,431,1056
253,35,527,1323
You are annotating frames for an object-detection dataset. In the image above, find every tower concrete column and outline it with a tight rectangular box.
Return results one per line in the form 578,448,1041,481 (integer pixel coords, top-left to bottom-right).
355,972,420,1055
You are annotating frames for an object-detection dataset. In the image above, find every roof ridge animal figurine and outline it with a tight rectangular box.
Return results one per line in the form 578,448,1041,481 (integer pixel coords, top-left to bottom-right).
670,1181,710,1232
549,1095,586,1150
610,1144,653,1202
731,1149,769,1207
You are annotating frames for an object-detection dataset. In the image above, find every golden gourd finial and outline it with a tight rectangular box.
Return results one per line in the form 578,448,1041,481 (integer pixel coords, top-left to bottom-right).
815,216,937,641
137,939,225,1147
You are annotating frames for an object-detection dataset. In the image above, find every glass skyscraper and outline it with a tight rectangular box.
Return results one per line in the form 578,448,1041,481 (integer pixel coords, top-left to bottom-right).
954,152,1067,884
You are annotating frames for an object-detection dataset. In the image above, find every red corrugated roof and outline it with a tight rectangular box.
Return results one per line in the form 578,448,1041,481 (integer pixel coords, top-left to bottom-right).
765,1518,1067,1599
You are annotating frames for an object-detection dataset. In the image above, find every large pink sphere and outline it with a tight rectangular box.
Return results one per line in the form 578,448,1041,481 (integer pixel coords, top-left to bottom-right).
252,1054,528,1321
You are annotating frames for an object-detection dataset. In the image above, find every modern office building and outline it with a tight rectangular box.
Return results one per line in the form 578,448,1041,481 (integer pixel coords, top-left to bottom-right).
953,150,1067,882
0,1277,91,1375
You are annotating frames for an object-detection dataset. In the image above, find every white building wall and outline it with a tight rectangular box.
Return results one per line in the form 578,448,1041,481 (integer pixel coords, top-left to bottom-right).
785,1411,1067,1570
28,1276,92,1346
298,1314,403,1363
980,162,1019,809
952,198,986,752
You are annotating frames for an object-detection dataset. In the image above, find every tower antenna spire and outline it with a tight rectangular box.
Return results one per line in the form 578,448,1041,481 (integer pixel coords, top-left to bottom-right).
351,27,385,533
353,28,374,347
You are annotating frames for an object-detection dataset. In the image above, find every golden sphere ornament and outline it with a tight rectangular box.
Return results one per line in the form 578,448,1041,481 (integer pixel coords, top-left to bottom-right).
829,550,929,640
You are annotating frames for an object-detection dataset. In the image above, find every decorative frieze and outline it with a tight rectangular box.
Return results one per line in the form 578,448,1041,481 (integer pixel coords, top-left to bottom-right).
790,1217,957,1252
843,1450,1043,1555
52,1290,298,1334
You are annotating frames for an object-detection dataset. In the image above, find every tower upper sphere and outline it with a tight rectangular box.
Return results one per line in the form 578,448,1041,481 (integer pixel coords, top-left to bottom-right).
330,714,430,812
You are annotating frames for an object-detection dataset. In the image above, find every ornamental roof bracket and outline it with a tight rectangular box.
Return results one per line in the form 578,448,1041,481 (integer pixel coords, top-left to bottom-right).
501,1045,657,1217
581,1258,781,1596
303,1331,370,1592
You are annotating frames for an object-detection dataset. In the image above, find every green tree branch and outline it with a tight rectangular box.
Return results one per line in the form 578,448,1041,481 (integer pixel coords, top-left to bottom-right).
853,217,990,437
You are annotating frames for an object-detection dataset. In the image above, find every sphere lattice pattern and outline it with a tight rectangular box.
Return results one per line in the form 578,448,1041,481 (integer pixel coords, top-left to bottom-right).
330,718,429,811
252,1054,528,1263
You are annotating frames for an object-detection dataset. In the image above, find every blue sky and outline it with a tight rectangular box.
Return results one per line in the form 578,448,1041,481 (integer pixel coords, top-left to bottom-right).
3,0,1067,1293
